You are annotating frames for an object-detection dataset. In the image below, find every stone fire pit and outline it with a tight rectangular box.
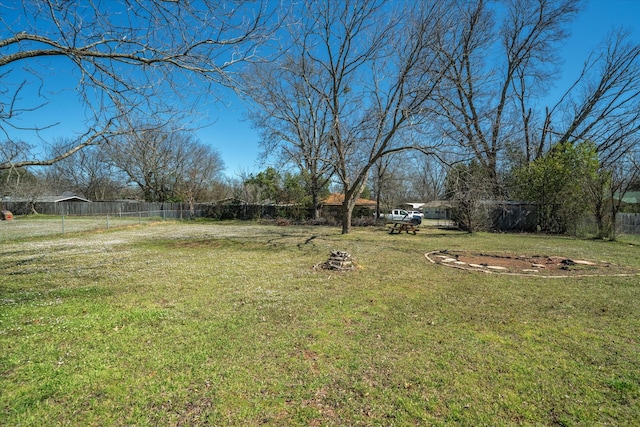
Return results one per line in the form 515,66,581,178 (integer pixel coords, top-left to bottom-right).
425,250,638,277
316,250,359,271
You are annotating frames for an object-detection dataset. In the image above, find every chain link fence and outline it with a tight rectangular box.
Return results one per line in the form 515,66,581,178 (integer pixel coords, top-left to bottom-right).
0,211,203,241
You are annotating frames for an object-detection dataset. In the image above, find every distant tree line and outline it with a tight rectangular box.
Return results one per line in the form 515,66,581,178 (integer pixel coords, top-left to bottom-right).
1,0,639,238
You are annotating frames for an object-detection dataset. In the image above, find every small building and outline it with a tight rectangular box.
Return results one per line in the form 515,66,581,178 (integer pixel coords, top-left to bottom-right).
402,202,426,211
0,192,91,215
321,193,377,220
490,201,537,232
37,193,92,203
614,191,640,212
422,200,453,220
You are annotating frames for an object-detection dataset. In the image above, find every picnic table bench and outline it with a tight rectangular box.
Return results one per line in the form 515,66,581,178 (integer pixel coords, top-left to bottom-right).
387,222,419,235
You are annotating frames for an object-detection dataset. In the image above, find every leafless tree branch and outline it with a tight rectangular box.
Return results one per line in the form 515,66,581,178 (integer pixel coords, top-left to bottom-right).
1,0,278,170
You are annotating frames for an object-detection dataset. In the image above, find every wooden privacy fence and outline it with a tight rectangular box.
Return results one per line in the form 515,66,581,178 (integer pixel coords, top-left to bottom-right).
617,213,640,235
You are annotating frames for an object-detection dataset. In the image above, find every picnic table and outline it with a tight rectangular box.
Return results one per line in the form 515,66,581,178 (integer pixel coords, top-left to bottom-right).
387,222,419,235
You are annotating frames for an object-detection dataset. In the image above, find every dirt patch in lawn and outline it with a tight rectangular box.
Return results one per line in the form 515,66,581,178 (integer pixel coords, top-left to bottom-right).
425,250,639,277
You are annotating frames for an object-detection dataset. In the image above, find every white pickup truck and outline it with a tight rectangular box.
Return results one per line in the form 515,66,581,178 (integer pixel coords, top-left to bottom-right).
382,209,423,224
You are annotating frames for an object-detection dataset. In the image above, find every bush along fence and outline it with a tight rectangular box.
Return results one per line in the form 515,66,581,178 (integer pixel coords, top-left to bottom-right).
203,203,316,221
2,200,638,234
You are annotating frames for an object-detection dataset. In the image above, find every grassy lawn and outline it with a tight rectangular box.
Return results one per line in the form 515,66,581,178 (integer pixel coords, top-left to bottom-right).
0,215,161,241
1,221,639,425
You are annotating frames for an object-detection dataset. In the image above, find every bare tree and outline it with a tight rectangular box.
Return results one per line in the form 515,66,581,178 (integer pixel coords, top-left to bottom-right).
1,0,275,170
444,161,495,232
0,140,32,169
0,165,45,213
406,151,448,202
43,140,126,200
1,165,38,196
371,154,400,220
530,31,640,236
243,55,334,219
436,0,640,201
370,151,440,217
105,124,224,203
539,30,640,167
246,0,450,233
434,0,582,192
175,143,225,215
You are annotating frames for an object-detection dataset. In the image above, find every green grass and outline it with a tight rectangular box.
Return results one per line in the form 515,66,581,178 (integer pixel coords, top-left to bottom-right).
1,222,639,425
0,214,160,241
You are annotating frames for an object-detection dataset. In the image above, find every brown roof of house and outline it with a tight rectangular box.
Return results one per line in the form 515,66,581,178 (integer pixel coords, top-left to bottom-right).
322,193,377,206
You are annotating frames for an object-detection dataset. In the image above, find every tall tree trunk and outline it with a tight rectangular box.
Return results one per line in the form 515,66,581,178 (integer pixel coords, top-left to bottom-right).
311,178,321,220
341,201,353,234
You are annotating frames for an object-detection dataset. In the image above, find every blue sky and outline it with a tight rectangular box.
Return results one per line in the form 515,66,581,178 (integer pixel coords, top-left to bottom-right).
3,0,639,178
552,0,640,86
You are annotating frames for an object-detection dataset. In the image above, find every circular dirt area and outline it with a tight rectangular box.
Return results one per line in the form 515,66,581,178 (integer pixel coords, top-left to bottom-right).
425,250,639,277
